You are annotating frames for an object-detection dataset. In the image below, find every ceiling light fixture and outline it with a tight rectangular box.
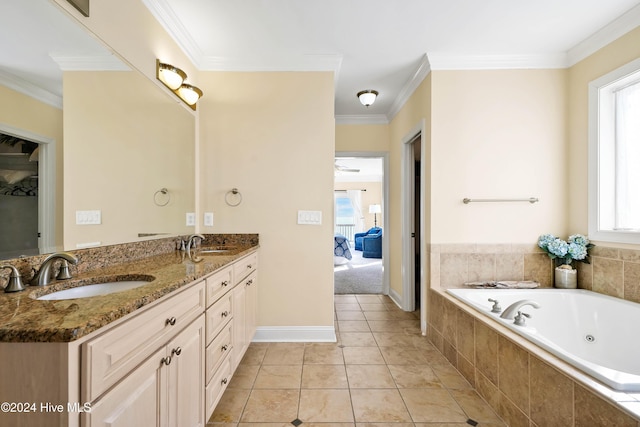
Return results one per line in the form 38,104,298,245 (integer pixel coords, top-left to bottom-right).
357,90,378,107
156,59,203,110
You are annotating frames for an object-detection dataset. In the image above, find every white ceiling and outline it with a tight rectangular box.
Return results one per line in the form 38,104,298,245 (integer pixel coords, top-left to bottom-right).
1,1,639,116
335,158,383,183
145,0,640,122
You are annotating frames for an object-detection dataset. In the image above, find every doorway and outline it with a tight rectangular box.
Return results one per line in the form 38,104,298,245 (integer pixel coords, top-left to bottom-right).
0,124,56,258
334,153,389,295
401,121,426,333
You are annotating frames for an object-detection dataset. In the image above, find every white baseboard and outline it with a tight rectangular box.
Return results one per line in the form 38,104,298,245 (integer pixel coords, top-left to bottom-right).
253,326,337,342
388,288,402,308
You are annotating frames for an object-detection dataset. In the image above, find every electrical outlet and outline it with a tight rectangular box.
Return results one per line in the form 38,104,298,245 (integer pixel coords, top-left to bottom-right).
186,212,196,226
204,212,214,226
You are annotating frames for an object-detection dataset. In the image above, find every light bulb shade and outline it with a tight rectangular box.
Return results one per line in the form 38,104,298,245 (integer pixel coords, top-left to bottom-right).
357,90,378,107
157,62,186,90
177,83,203,105
369,204,381,214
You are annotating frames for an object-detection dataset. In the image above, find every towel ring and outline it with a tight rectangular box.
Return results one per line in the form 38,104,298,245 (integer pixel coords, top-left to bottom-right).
225,188,242,207
154,188,170,207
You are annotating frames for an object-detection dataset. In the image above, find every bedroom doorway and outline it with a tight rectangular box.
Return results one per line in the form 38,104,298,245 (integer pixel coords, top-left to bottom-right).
333,153,388,295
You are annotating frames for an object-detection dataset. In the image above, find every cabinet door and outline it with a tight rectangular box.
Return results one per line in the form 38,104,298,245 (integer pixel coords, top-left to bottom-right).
84,347,167,427
245,272,258,345
231,283,246,370
167,315,206,427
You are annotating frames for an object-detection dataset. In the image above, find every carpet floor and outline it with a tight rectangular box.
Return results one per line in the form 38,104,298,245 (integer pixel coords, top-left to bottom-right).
334,248,383,294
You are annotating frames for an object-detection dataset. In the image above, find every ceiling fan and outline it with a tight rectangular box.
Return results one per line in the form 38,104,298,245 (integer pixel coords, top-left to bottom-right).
334,161,360,173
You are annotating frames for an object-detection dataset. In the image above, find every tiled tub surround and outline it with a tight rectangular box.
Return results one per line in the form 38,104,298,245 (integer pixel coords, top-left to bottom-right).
427,243,640,426
0,234,258,342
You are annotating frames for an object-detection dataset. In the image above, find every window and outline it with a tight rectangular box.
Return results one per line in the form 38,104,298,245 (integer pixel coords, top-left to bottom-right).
589,58,640,243
335,196,355,225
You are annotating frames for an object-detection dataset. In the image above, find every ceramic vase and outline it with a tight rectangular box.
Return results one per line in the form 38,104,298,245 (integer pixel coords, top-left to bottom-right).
554,267,577,289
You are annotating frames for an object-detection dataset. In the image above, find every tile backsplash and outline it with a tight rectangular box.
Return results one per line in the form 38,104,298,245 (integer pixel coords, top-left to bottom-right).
429,241,640,303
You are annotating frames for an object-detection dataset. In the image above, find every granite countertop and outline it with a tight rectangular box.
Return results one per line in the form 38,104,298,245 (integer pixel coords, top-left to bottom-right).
0,245,258,343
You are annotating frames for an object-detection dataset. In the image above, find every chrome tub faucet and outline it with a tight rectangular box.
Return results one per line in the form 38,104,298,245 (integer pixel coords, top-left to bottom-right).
499,299,541,320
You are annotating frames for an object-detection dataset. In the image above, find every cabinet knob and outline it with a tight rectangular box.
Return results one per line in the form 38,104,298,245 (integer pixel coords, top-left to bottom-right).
221,311,229,318
165,317,177,326
221,344,228,352
247,264,252,269
161,356,172,366
221,280,229,287
171,347,182,356
246,279,253,286
221,378,228,385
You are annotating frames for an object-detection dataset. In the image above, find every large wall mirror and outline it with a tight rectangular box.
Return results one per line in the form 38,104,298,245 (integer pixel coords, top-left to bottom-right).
0,2,195,259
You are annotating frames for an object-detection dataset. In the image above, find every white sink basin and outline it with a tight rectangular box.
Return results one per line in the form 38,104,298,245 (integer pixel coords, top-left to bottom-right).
37,280,151,301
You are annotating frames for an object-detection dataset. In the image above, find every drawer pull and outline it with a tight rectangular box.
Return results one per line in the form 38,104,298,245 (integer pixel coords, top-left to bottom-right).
221,311,229,318
221,280,229,287
246,279,253,286
247,264,253,269
165,317,177,326
221,378,228,385
221,344,228,352
171,347,182,356
161,356,172,366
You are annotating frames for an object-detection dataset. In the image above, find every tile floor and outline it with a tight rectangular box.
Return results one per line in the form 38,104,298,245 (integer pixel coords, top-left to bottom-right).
207,294,506,426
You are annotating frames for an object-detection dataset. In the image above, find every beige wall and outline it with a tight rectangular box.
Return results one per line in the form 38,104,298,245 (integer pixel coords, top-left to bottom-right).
64,71,195,248
198,71,336,328
335,124,389,152
568,26,640,244
429,69,568,243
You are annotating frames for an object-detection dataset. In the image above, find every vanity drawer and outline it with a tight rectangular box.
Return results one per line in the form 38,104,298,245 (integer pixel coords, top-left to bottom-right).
206,293,232,345
82,281,206,402
206,322,233,384
234,252,257,284
206,354,232,421
206,265,233,307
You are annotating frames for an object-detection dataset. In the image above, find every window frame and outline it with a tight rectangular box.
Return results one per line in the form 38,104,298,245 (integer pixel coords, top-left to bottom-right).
588,57,640,244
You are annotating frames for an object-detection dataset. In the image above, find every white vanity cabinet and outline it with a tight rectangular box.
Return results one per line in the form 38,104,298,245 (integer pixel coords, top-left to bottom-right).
83,281,206,427
204,251,258,420
84,315,205,427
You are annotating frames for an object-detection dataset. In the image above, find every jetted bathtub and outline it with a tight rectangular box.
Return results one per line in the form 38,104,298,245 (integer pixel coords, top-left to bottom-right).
446,288,640,392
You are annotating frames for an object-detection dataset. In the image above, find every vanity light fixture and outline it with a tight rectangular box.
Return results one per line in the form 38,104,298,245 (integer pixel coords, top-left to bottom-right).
156,61,186,90
177,83,203,106
156,59,203,110
357,90,378,107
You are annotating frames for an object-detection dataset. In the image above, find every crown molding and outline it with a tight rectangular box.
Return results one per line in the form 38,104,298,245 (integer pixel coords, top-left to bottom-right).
427,53,568,70
141,0,204,66
567,4,640,66
335,114,389,125
0,70,61,109
199,54,344,73
50,54,130,71
386,54,431,122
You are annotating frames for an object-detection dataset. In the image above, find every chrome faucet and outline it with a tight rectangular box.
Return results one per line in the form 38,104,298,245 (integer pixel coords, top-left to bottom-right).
499,299,541,320
186,234,205,252
0,265,26,293
30,252,79,286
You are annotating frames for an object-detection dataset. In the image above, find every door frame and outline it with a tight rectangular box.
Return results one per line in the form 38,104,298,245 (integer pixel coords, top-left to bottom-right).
0,122,57,254
401,120,427,333
335,151,389,295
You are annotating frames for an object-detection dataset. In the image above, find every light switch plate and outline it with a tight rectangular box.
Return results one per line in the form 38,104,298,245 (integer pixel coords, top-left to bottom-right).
76,210,101,225
297,210,322,225
186,212,196,226
204,212,214,226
